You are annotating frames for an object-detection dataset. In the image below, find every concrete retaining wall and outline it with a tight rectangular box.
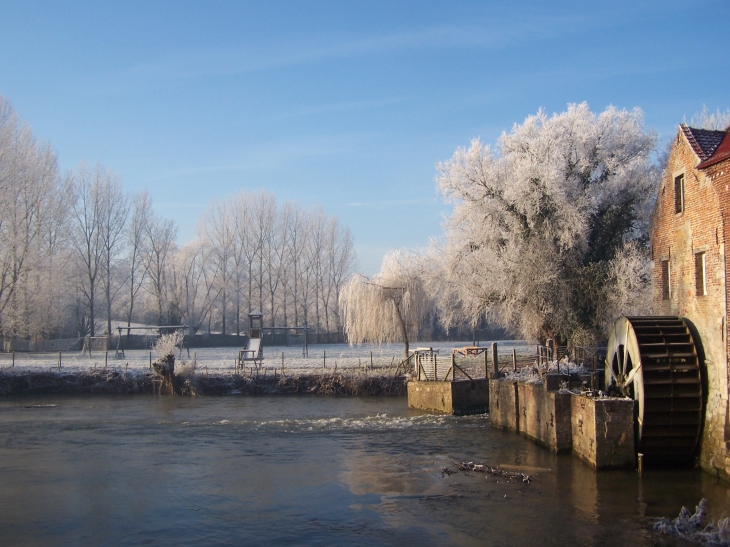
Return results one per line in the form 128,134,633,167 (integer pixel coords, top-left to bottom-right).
407,379,489,415
517,381,572,453
490,377,636,469
571,395,635,469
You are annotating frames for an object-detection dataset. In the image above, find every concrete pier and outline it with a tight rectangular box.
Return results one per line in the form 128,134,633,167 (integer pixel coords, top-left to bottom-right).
407,379,490,415
489,376,636,469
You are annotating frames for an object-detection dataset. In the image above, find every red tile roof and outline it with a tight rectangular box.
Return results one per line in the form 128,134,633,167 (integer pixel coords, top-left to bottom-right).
697,132,730,169
681,124,726,161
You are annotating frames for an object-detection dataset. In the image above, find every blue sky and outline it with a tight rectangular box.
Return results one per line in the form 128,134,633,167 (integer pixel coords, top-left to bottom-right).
0,1,727,274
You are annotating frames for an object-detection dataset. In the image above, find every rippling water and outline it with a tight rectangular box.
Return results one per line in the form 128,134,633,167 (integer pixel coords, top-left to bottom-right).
0,395,728,546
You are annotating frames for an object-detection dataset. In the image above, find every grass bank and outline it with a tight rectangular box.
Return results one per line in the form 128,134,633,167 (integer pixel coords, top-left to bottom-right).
0,369,409,397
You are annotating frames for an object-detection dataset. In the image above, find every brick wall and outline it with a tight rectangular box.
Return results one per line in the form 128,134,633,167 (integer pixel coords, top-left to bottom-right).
650,129,730,479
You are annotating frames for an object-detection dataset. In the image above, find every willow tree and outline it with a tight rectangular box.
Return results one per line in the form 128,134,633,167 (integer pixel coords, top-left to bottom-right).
339,250,428,359
434,103,658,347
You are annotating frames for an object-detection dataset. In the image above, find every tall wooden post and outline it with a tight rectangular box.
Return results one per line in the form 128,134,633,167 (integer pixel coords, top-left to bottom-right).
484,350,489,379
512,349,517,372
492,342,498,377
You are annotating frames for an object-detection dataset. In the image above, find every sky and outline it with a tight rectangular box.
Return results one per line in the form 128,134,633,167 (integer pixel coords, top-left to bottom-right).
0,0,727,275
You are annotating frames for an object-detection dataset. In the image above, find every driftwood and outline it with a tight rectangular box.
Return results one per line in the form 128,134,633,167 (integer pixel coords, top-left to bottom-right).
442,460,533,484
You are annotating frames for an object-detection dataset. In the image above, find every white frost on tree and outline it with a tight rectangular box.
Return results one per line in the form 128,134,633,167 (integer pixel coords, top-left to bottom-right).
434,103,659,347
339,250,429,359
689,105,730,131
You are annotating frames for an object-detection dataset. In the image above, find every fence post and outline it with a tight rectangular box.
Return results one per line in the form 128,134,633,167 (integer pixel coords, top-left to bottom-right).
149,352,152,370
484,351,488,379
370,351,373,370
512,349,517,372
282,352,284,376
450,354,455,381
492,342,498,377
12,351,14,367
323,350,326,369
105,351,108,367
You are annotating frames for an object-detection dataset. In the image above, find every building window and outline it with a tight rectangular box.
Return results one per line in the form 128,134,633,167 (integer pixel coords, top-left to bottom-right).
695,252,707,296
674,174,685,214
661,260,671,300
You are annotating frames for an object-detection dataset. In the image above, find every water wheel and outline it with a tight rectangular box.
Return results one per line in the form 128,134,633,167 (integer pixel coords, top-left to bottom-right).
605,316,703,462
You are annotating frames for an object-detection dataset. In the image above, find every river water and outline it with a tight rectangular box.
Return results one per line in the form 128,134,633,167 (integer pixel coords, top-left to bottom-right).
0,395,728,546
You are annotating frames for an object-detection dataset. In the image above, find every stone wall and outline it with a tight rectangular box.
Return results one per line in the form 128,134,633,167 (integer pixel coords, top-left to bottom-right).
571,395,635,469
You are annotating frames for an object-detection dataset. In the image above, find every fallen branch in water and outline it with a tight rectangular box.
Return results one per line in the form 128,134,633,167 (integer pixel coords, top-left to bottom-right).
448,460,532,483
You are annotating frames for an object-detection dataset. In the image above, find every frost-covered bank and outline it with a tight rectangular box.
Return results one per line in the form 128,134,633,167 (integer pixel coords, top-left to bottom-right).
0,368,408,397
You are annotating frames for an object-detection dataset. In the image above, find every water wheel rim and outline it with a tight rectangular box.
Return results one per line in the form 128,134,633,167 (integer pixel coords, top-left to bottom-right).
605,316,702,462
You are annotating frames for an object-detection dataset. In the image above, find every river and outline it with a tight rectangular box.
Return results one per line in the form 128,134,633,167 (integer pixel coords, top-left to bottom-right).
0,395,728,546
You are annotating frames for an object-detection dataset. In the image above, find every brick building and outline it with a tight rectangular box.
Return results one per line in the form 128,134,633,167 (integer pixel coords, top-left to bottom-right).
651,123,730,479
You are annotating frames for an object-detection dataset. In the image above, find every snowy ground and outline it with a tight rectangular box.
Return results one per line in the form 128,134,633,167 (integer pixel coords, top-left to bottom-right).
0,339,536,377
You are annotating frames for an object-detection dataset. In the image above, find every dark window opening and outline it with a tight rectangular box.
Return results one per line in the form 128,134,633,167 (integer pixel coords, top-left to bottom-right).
695,252,707,296
661,260,670,300
674,174,685,214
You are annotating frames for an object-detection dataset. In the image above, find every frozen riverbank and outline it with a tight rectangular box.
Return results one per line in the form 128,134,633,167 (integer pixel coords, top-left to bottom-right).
0,368,409,396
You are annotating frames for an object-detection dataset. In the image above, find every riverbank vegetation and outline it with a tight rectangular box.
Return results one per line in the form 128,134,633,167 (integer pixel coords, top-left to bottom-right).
0,368,408,397
341,103,661,350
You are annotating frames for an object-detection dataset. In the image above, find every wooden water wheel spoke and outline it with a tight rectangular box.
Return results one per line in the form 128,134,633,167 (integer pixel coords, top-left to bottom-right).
605,316,703,463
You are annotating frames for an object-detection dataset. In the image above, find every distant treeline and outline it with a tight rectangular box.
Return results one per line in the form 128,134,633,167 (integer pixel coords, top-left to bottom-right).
0,96,356,344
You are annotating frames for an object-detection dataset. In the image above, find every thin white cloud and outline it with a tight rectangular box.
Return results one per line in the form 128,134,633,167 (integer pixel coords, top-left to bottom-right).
270,97,408,121
76,14,587,96
137,132,375,184
346,197,435,209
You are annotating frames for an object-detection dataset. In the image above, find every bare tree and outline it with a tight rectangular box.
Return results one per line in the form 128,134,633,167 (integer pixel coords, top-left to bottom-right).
199,198,234,334
169,239,215,334
145,214,178,325
123,191,152,338
69,164,108,337
98,172,130,341
324,216,356,332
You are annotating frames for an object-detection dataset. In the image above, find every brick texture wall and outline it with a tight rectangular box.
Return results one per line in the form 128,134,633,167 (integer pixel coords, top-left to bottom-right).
650,129,730,479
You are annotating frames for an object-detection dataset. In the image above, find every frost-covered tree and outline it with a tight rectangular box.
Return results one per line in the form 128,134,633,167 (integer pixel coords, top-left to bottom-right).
435,103,658,347
145,214,178,325
123,191,152,338
340,250,428,359
0,96,66,338
690,105,730,131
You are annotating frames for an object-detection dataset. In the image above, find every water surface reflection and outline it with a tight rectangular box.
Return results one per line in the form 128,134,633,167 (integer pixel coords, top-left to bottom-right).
0,395,727,546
